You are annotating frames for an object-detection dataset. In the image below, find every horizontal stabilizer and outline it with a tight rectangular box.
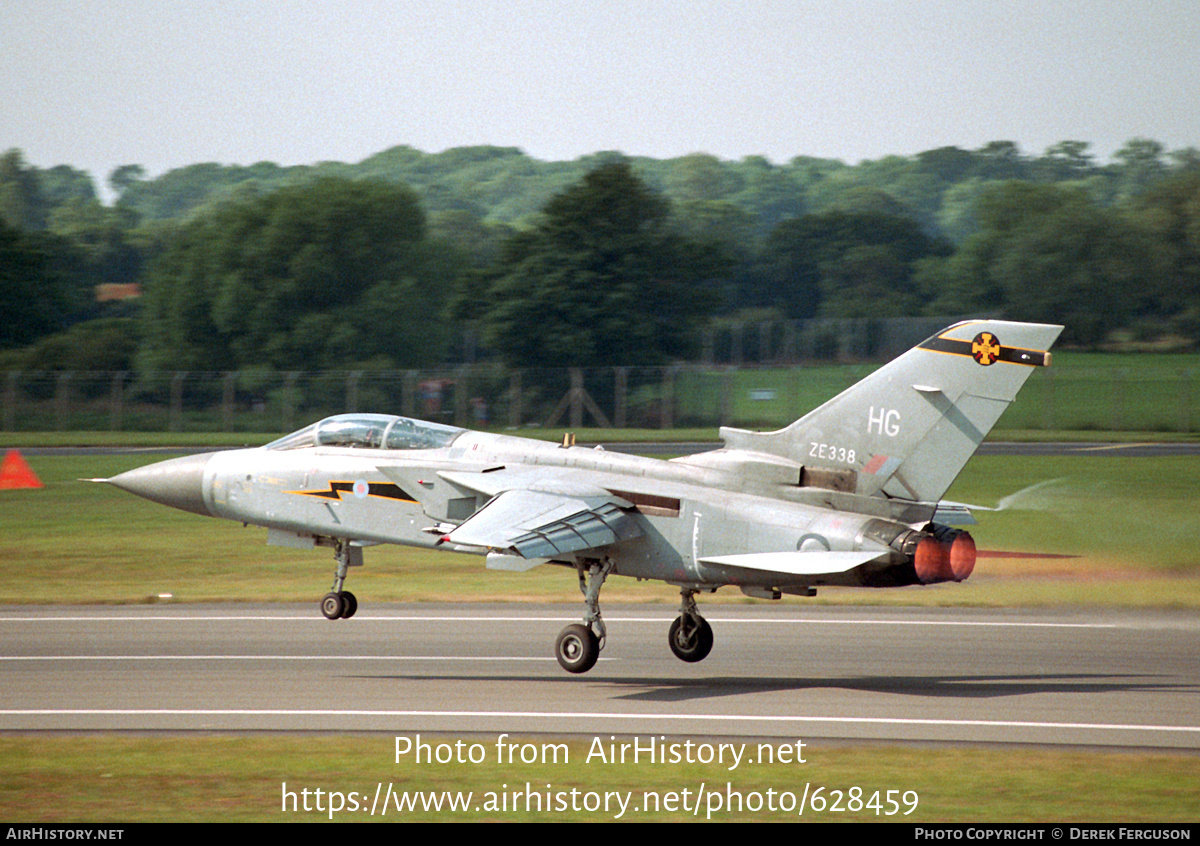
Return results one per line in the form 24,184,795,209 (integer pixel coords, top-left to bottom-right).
698,549,886,577
932,502,978,525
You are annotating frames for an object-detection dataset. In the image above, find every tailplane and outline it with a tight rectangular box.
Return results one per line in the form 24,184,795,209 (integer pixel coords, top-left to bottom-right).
720,320,1063,504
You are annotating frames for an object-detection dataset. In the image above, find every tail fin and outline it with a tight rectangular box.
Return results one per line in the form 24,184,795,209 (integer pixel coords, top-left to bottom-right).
720,320,1063,504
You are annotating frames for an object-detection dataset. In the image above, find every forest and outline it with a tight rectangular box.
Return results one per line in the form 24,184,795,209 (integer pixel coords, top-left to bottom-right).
2,137,1199,376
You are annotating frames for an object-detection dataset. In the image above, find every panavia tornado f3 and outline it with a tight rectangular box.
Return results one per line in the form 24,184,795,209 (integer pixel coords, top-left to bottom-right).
101,320,1062,673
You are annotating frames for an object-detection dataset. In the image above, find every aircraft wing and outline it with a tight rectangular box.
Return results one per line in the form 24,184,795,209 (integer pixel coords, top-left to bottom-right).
445,488,642,558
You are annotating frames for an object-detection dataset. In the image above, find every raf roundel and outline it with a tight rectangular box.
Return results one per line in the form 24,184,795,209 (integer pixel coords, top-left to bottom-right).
971,332,1001,366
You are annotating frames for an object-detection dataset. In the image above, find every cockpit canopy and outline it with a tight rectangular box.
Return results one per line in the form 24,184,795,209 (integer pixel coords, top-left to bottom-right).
265,414,464,451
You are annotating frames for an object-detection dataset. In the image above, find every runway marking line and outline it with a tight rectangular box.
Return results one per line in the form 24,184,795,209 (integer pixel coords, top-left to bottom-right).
1075,442,1157,452
0,614,1126,629
0,654,550,661
1,708,1197,736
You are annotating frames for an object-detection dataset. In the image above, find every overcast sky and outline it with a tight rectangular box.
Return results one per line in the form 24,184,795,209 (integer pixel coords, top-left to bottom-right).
3,0,1197,192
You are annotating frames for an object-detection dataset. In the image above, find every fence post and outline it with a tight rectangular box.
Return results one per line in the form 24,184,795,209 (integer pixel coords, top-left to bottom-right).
402,371,416,418
110,371,127,431
282,372,299,431
221,372,235,431
3,372,17,431
169,372,186,432
55,372,73,431
614,368,627,429
660,366,676,429
569,369,583,429
720,367,732,427
455,366,469,427
346,371,362,413
782,322,796,363
508,369,523,424
701,328,714,366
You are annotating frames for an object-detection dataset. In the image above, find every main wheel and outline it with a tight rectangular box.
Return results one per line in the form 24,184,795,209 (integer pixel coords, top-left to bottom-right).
339,590,358,619
668,615,714,663
555,624,600,674
320,592,345,620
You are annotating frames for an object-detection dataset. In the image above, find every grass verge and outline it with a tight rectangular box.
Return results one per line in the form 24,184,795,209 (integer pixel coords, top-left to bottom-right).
2,735,1197,822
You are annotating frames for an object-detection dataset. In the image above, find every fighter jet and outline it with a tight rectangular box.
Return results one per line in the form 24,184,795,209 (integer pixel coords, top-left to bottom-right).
101,320,1061,673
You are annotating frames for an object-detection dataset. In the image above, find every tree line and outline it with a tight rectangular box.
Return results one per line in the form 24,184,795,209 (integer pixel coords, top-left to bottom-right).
1,137,1199,375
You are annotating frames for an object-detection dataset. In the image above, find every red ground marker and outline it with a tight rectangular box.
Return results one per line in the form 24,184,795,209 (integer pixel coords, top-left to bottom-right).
0,450,43,489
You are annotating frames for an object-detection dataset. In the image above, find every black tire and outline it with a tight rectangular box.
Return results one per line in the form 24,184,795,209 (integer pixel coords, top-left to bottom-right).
340,591,358,619
555,624,600,674
668,615,713,663
320,592,345,620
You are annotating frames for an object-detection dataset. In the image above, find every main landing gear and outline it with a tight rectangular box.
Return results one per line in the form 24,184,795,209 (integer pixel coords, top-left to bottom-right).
668,589,713,663
320,540,362,620
555,560,612,673
553,565,717,674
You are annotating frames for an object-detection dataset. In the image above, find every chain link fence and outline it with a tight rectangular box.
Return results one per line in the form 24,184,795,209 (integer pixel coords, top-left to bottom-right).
3,361,1198,435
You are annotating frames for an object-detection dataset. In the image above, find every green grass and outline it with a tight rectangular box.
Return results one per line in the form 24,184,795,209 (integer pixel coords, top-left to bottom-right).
1003,353,1200,432
0,431,286,449
2,736,1197,822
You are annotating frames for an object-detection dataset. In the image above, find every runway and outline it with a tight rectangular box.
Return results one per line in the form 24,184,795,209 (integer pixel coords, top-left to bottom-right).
2,603,1197,749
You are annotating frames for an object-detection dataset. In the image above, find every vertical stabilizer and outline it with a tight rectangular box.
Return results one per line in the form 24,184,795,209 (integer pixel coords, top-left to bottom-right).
719,320,1062,503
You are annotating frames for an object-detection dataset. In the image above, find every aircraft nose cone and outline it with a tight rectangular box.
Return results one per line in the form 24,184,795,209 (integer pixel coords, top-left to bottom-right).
106,452,215,516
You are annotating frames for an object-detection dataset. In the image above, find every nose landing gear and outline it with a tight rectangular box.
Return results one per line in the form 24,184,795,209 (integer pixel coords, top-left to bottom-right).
320,589,357,620
320,540,362,620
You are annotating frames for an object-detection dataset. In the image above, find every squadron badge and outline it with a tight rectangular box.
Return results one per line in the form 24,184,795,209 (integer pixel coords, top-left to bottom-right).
971,332,1001,366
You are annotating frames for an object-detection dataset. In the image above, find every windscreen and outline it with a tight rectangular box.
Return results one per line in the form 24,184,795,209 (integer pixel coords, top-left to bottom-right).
265,414,463,451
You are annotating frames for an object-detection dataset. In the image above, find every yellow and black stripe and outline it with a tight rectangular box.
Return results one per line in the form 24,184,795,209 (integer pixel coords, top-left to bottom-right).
919,330,1050,367
288,481,417,502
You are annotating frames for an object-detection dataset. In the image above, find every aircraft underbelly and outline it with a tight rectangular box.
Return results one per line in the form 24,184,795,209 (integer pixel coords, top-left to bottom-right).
610,489,874,588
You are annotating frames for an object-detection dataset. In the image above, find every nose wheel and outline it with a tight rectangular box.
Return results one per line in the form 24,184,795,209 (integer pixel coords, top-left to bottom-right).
320,590,357,620
320,541,362,620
